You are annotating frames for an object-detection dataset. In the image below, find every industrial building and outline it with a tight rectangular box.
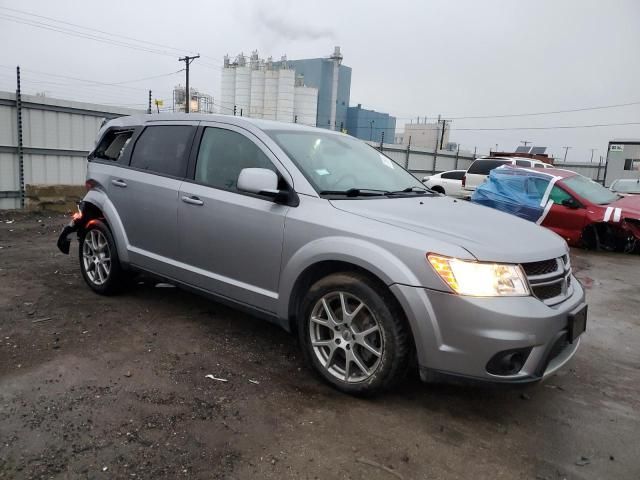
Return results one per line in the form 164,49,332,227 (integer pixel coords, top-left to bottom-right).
172,85,214,114
345,104,396,143
219,47,350,130
604,138,640,186
395,120,450,151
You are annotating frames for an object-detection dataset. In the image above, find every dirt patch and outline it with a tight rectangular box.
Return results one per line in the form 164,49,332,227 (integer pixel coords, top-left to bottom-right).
1,211,639,479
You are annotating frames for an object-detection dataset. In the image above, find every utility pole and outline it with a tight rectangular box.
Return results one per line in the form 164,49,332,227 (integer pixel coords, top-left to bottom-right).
178,54,200,113
520,140,531,147
439,118,447,150
433,114,441,174
562,146,571,162
147,90,152,114
589,148,596,163
369,120,375,141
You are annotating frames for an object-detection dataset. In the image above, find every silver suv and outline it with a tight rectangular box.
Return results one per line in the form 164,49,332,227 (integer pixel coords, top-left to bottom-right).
57,114,587,395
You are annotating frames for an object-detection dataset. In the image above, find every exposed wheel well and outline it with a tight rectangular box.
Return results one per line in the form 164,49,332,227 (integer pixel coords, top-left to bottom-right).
287,260,417,362
81,201,104,223
431,185,445,194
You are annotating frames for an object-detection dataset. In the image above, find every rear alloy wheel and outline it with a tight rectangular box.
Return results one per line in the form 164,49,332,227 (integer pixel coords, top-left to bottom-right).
299,273,410,395
79,220,123,295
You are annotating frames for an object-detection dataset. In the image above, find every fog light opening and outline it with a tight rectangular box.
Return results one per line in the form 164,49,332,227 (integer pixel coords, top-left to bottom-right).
486,347,533,376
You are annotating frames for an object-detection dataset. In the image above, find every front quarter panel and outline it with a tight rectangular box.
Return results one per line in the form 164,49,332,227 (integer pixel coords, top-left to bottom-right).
277,195,471,320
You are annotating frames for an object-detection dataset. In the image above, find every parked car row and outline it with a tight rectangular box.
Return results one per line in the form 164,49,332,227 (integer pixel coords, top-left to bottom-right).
471,166,640,252
422,157,551,199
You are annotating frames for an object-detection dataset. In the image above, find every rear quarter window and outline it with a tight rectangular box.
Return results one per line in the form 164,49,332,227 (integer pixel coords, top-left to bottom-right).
467,159,510,175
92,129,134,161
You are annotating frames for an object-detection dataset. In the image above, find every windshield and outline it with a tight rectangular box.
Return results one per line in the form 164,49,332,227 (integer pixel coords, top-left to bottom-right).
266,130,425,195
563,175,619,205
612,180,640,193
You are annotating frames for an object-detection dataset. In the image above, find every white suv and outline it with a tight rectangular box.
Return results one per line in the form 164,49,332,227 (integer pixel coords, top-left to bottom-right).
462,157,551,197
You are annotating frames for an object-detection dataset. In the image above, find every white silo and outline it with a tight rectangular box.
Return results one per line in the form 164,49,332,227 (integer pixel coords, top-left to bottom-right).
276,68,295,123
294,85,318,127
263,60,278,121
234,54,251,117
250,67,265,118
220,55,236,115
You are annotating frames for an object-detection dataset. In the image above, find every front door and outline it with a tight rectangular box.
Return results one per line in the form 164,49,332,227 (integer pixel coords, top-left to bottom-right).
542,185,588,244
176,124,291,313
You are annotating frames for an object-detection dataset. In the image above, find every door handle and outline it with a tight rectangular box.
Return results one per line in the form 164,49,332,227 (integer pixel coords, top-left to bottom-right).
111,179,127,188
181,195,204,206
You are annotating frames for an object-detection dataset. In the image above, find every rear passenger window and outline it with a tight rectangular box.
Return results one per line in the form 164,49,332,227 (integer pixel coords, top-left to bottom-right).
441,171,464,180
467,160,510,175
92,129,134,161
194,127,276,192
130,125,194,177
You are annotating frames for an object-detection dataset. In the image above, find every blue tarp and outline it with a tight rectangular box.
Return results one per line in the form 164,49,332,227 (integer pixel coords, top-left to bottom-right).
471,166,553,223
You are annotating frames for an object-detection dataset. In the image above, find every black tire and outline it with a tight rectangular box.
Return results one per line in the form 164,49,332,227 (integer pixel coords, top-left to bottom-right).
581,224,600,250
298,272,411,395
78,219,124,295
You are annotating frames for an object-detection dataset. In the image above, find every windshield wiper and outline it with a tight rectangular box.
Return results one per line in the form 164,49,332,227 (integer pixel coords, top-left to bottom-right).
387,186,437,196
319,188,390,197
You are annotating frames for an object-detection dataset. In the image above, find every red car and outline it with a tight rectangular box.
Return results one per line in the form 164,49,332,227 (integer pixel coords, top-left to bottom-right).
474,167,640,251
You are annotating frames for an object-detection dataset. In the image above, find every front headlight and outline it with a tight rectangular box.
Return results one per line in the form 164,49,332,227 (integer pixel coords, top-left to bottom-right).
427,254,530,297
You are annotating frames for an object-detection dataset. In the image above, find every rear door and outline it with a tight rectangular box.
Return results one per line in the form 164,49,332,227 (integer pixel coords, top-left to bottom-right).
441,170,465,197
176,123,292,313
107,122,197,275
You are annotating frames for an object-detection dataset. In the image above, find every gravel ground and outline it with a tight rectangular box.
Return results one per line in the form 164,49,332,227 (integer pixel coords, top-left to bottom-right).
0,211,639,479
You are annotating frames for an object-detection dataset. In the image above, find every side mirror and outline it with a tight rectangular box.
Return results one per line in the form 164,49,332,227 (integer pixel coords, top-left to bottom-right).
561,198,580,209
237,168,298,206
422,176,430,183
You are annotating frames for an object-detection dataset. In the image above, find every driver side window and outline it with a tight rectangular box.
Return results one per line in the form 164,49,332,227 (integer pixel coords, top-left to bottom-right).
549,186,573,205
195,127,276,192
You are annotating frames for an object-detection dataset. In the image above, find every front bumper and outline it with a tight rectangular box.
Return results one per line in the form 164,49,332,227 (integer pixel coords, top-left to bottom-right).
391,277,586,383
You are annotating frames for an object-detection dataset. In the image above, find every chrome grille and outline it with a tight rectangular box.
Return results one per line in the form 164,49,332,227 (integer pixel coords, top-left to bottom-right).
522,256,572,305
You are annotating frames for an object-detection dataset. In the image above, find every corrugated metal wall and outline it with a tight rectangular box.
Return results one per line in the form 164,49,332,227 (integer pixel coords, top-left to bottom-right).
365,141,605,182
0,91,140,209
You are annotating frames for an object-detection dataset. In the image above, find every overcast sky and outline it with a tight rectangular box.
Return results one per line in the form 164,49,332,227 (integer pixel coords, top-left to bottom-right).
0,0,638,160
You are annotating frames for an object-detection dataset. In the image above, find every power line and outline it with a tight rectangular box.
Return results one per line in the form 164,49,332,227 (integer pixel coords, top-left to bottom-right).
0,64,181,92
0,5,197,57
443,100,640,120
0,13,219,69
453,122,640,131
0,8,222,68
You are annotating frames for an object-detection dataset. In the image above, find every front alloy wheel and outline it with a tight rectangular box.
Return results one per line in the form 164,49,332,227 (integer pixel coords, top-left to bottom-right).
299,272,410,395
309,292,383,383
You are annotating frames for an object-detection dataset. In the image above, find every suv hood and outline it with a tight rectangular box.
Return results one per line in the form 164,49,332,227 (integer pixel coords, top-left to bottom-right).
330,196,567,263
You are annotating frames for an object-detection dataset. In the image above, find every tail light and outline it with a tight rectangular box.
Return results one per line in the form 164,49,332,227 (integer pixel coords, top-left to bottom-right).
462,175,466,187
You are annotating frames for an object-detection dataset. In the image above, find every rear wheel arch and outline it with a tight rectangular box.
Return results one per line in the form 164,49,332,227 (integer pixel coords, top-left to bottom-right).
431,185,445,194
